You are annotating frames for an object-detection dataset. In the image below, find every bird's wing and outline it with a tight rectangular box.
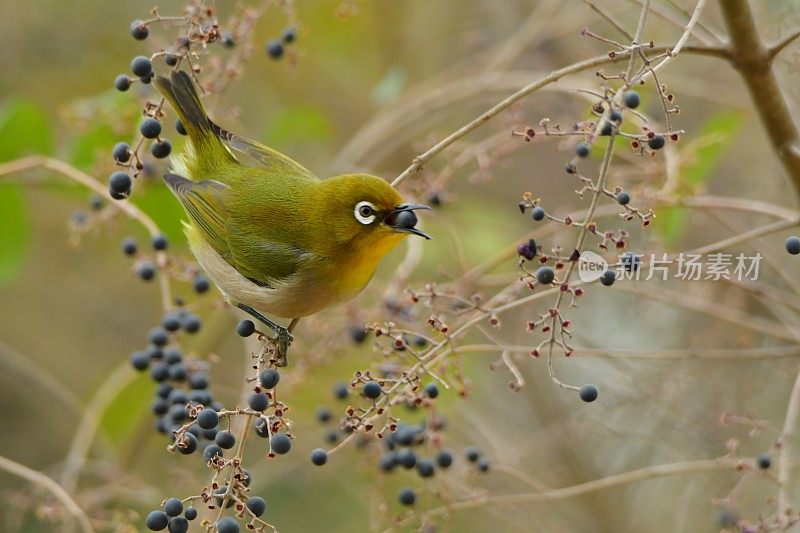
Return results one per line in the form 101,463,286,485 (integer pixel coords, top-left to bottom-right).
165,173,313,288
164,173,231,261
209,121,317,181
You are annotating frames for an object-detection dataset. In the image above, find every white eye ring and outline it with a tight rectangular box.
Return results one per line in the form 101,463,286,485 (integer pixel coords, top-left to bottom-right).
354,201,377,225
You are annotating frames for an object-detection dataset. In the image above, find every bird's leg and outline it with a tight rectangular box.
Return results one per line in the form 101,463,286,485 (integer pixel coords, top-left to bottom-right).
236,303,294,367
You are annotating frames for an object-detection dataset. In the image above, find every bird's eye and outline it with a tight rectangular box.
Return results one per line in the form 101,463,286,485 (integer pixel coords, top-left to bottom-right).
354,201,377,225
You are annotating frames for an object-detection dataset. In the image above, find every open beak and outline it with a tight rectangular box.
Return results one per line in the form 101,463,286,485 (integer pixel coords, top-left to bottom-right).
384,203,432,239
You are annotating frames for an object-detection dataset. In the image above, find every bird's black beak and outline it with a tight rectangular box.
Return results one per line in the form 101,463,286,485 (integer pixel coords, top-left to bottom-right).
384,203,432,239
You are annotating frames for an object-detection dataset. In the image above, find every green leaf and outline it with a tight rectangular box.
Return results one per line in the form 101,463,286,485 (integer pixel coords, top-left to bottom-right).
0,100,54,285
0,100,55,161
0,184,28,286
71,123,116,170
656,111,742,245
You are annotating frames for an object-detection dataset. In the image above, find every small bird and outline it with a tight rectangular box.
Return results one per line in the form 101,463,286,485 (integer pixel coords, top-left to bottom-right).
153,71,429,364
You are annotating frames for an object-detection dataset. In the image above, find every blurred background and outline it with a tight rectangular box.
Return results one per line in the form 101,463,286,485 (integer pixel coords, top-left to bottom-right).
1,0,800,531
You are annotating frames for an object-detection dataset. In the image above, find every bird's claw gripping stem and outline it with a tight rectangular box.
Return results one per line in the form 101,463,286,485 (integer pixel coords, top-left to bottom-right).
236,303,293,366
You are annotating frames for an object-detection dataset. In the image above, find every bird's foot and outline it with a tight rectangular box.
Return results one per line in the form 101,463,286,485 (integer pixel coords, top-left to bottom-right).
272,327,293,367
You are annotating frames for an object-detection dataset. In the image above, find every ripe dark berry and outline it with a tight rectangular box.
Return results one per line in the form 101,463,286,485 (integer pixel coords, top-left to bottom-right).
151,234,168,251
131,55,153,78
416,458,435,478
89,194,104,210
121,237,138,256
216,517,239,533
162,314,182,333
140,118,162,139
282,27,297,43
148,327,169,347
221,32,236,48
181,314,202,333
150,362,169,382
397,448,417,469
151,398,168,415
271,433,292,454
536,266,555,285
130,351,149,370
379,453,397,471
184,507,197,520
146,510,169,530
175,119,187,136
109,171,132,196
179,433,198,455
609,110,623,124
164,54,179,67
476,457,491,472
151,139,172,159
215,430,236,449
168,517,188,533
621,252,641,272
266,40,284,59
349,325,367,343
140,73,153,84
169,404,188,422
196,408,219,430
424,383,439,399
167,389,186,405
254,418,270,438
164,497,183,517
113,142,131,163
757,454,771,470
193,275,210,293
236,319,256,337
189,372,209,390
600,269,616,286
531,207,546,221
398,488,416,506
600,122,613,136
616,191,631,205
115,75,132,92
311,448,328,466
622,90,640,109
436,449,453,468
248,393,269,411
579,384,599,402
648,135,666,150
138,261,156,280
465,447,481,462
363,381,382,399
316,407,332,423
259,369,280,389
203,444,223,462
575,142,590,158
785,236,800,255
130,20,149,40
246,496,266,517
333,382,349,399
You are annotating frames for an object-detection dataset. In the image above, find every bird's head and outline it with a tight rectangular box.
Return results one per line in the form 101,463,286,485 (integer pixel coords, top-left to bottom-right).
315,174,430,257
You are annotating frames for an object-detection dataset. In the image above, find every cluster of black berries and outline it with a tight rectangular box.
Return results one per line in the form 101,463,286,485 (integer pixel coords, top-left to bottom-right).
129,308,215,445
120,234,169,281
145,498,196,532
266,27,297,60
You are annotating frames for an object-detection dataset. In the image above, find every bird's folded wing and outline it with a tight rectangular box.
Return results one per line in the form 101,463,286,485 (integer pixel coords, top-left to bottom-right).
164,173,231,261
165,173,312,288
209,121,317,181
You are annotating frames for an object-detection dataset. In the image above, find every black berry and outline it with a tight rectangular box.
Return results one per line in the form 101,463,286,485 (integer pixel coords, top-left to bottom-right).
575,142,590,158
164,497,183,517
436,449,453,468
151,234,169,251
465,447,481,462
168,517,188,533
785,236,800,255
579,384,598,402
248,393,269,411
622,90,640,109
113,142,131,163
122,237,138,256
140,118,162,139
115,75,132,92
424,383,439,399
184,507,197,520
146,510,169,531
363,381,382,399
130,20,149,40
130,55,153,78
215,430,236,449
757,454,771,470
109,171,132,196
600,269,616,287
416,458,435,478
193,275,210,293
175,119,187,136
398,488,416,506
130,351,149,370
246,496,266,517
196,408,219,430
333,382,348,399
648,135,665,150
216,517,239,533
164,54,179,67
266,40,284,59
138,261,156,281
151,139,172,159
271,433,292,454
477,457,491,472
237,319,256,337
259,369,280,389
531,207,545,221
310,448,328,466
616,191,631,205
536,266,555,285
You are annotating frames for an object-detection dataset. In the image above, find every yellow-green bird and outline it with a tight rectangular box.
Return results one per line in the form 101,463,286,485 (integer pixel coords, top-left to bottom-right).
153,71,430,363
